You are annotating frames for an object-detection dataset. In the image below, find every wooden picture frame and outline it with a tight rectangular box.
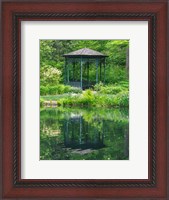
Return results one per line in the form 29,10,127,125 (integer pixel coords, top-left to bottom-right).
1,0,168,199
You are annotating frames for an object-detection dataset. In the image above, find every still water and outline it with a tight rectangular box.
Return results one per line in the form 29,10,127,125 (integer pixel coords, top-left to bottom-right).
40,107,129,160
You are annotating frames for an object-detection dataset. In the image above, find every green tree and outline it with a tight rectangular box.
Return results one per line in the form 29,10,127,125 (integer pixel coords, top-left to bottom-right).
40,65,62,86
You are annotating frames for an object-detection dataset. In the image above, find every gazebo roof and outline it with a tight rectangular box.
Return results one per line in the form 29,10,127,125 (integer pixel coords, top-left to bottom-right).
63,48,107,58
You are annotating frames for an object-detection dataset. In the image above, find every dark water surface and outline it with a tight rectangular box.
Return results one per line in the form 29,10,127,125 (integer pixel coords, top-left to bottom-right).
40,107,129,160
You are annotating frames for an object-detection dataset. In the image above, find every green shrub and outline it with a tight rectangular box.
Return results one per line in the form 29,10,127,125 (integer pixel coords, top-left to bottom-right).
40,98,45,107
117,91,129,107
40,86,49,95
69,87,82,94
105,66,128,84
56,85,64,94
48,86,57,95
63,85,71,93
100,85,122,94
94,82,104,91
94,83,128,95
40,65,62,86
40,84,82,95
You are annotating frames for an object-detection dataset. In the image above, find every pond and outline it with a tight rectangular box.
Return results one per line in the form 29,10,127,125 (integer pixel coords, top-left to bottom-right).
40,107,129,160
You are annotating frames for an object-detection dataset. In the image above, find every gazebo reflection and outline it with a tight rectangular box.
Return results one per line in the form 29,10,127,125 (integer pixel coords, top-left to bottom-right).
62,114,105,150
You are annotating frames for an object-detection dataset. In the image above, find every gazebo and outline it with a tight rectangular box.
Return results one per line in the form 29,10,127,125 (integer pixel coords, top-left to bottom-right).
63,48,108,89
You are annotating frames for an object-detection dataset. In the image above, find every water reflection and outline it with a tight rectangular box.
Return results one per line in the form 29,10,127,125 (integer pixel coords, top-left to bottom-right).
40,107,129,160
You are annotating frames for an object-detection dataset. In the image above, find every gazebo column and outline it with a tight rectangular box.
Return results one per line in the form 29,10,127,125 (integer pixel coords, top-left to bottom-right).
87,61,89,87
80,57,83,89
96,58,99,84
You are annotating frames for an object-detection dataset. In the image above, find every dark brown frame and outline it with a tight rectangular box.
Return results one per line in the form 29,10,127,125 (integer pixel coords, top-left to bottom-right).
1,0,168,199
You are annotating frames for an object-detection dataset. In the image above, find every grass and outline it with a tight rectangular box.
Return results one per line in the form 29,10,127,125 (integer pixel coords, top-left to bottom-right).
40,84,82,95
41,93,72,101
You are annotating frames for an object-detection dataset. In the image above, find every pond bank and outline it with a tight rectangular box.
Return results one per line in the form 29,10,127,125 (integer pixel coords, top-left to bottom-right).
41,89,129,108
43,101,58,107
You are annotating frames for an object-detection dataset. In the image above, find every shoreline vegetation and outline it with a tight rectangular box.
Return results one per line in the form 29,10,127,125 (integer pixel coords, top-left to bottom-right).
40,81,129,108
41,107,129,124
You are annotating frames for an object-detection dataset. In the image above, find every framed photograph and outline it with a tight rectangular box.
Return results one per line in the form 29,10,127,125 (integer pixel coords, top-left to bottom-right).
1,0,168,199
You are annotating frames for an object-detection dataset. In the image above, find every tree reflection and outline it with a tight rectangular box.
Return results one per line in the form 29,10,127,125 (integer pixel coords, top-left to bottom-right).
40,107,129,160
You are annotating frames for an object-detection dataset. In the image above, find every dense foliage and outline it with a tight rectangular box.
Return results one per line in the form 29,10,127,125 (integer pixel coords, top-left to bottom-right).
40,40,129,85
